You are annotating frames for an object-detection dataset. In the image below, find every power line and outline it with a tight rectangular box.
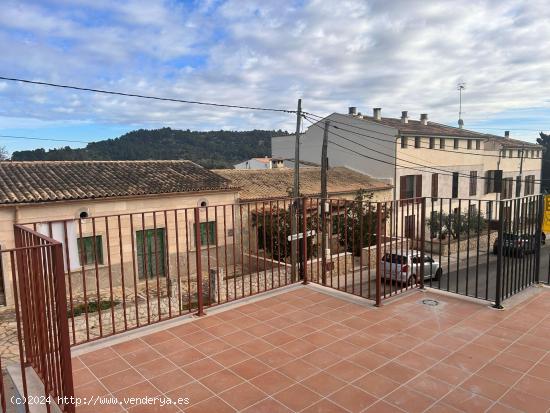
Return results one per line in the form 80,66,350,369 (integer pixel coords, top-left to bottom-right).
0,76,296,114
303,111,542,154
0,134,89,144
302,113,543,160
303,115,549,184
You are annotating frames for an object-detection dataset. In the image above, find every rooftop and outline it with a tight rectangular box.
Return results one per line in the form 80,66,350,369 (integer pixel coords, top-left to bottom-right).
71,285,550,413
0,160,235,205
332,111,541,149
213,166,392,201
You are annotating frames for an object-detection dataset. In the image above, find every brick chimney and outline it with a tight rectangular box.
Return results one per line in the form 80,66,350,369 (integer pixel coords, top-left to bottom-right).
420,113,428,125
373,108,381,120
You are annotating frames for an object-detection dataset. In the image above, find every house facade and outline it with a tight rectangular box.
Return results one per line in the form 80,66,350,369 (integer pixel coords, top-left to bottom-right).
272,107,542,207
0,160,238,306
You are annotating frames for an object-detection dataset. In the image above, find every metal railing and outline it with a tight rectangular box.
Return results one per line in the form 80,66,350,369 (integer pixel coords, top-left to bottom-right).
22,199,304,346
0,225,75,413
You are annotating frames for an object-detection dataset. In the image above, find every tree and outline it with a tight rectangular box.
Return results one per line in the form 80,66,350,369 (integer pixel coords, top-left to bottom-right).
427,210,487,240
256,203,318,261
0,146,8,160
537,132,550,193
337,190,386,255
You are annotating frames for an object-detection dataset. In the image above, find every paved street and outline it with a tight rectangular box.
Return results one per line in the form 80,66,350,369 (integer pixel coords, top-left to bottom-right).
430,244,550,302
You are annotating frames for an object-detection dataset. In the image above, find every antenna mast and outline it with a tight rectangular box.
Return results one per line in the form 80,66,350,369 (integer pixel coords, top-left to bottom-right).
457,82,466,128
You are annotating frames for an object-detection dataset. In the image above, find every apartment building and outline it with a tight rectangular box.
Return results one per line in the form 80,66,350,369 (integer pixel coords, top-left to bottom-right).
272,107,542,207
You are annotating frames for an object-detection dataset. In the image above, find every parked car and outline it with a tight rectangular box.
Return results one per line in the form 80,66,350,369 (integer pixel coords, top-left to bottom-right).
380,251,442,285
492,233,538,257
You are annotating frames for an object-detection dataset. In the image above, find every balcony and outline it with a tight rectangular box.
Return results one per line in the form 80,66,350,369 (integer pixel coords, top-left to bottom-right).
69,285,550,412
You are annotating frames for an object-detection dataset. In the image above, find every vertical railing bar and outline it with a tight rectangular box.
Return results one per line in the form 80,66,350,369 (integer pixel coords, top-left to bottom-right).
246,203,252,297
104,217,115,335
302,197,309,285
204,206,212,306
194,208,205,316
174,210,182,315
230,205,237,301
262,201,268,292
129,214,140,327
45,244,62,400
465,200,471,296
455,199,461,294
359,198,364,297
90,218,103,337
184,209,192,312
140,213,151,324
240,204,245,299
214,206,221,304
269,201,275,289
9,250,30,413
152,212,161,320
117,215,128,331
375,204,382,306
77,220,90,341
447,199,451,292
336,200,341,291
52,241,75,413
276,200,282,287
222,205,229,303
163,210,172,319
328,200,334,288
62,221,76,345
474,200,481,298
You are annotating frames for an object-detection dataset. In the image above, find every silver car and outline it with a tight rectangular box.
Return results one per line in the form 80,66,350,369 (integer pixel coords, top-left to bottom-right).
380,250,442,285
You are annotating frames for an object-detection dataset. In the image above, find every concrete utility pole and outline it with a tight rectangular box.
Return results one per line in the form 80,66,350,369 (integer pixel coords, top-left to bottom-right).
320,120,330,285
290,98,302,281
516,146,524,197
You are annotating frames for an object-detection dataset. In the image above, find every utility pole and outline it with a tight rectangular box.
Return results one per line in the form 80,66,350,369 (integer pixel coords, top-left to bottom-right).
516,146,524,197
290,98,302,281
320,121,330,285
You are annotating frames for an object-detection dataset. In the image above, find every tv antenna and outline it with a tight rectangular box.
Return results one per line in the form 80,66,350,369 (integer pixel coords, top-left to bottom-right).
457,82,466,128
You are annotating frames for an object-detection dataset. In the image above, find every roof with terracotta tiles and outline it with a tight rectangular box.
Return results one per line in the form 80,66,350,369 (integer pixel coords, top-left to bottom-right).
213,166,392,201
0,160,235,204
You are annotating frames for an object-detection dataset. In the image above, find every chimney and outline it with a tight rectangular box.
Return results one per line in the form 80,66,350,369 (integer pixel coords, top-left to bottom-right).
401,111,408,124
348,106,357,116
504,131,510,138
420,113,428,125
458,118,464,129
373,107,381,120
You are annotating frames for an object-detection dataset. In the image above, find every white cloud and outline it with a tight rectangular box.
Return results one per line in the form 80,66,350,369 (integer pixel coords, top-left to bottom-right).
0,0,550,143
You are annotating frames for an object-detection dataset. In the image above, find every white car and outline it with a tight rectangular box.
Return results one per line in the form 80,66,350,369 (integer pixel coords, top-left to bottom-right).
380,251,442,285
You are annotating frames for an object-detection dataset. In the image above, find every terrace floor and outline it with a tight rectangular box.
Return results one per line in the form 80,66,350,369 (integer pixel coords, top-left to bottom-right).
70,285,550,413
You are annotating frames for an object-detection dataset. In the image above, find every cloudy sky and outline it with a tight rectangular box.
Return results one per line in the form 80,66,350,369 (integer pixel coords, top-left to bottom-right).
0,0,549,154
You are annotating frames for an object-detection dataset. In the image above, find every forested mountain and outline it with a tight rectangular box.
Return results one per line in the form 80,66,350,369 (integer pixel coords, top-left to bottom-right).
11,128,289,168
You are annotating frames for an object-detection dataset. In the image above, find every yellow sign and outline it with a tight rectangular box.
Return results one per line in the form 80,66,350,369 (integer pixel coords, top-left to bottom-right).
544,195,550,232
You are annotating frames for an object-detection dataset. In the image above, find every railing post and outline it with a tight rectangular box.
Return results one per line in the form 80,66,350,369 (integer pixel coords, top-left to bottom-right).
375,203,382,307
52,242,75,413
302,197,308,285
194,208,205,316
494,200,505,309
534,195,543,284
419,197,426,289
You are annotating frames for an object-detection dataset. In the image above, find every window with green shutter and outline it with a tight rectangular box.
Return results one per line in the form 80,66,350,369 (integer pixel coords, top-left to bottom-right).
194,221,216,246
136,228,166,279
77,235,104,266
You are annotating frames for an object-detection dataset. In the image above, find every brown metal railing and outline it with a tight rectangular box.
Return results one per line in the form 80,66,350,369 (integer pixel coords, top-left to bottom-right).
0,225,75,413
23,199,304,346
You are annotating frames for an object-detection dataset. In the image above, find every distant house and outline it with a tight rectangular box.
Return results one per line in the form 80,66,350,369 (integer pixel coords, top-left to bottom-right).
233,157,284,169
0,160,238,306
214,166,393,202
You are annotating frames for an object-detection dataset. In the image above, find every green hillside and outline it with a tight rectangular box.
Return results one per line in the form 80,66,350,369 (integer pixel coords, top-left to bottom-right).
11,127,289,168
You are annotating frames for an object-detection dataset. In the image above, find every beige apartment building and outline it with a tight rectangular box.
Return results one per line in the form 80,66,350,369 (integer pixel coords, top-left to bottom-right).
272,107,542,221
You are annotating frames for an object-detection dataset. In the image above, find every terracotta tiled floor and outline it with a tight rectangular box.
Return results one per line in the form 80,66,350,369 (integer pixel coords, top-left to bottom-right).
71,286,550,412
